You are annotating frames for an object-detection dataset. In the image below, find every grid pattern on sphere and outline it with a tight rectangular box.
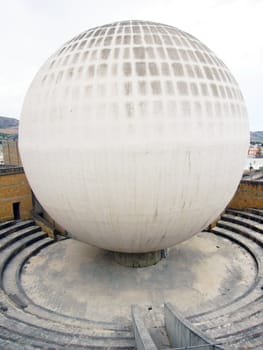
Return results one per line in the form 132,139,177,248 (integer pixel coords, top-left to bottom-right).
37,20,246,121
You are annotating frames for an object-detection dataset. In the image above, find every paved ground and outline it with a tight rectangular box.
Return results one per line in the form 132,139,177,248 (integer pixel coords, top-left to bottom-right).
21,231,256,325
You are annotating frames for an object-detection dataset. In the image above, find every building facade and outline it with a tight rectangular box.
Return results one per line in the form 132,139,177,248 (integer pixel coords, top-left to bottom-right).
0,166,32,222
2,140,22,166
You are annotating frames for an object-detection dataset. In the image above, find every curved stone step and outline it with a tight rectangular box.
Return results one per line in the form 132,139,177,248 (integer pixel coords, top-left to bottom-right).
0,237,134,337
189,222,263,350
0,323,64,350
0,317,135,349
198,296,263,333
0,334,37,350
15,297,131,332
217,220,263,247
190,227,262,324
15,240,131,331
2,212,262,349
203,311,263,339
0,220,15,231
226,209,263,224
2,301,134,341
0,232,49,288
247,208,263,217
1,281,133,337
217,324,263,349
0,220,35,239
2,236,53,308
221,213,263,235
0,232,134,343
0,226,41,251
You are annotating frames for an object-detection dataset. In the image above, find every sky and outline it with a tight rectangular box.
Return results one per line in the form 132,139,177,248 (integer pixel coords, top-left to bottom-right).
0,0,262,130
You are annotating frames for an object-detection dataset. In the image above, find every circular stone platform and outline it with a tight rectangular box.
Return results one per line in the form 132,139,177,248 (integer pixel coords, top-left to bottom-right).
21,231,256,325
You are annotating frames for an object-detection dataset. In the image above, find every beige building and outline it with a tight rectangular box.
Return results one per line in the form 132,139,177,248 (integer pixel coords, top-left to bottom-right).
2,140,22,166
0,166,32,222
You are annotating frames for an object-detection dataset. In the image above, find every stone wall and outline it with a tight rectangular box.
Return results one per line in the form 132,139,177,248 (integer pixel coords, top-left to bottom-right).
2,140,21,166
0,168,32,222
228,180,263,210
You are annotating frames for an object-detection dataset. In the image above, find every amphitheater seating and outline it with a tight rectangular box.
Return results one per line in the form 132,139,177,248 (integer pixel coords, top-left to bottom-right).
0,220,135,349
188,208,263,350
0,209,263,349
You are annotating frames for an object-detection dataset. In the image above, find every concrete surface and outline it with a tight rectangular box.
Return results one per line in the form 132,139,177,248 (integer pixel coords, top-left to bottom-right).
113,250,163,267
21,231,256,326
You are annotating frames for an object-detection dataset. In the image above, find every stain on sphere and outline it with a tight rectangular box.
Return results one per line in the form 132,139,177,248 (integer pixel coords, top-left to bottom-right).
19,20,249,253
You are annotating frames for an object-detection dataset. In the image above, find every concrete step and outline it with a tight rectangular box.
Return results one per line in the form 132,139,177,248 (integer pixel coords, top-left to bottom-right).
0,236,134,337
189,219,263,350
0,262,134,340
192,223,263,349
0,220,15,231
3,304,135,341
204,310,263,340
0,231,48,289
0,225,41,251
217,220,263,247
0,317,135,349
218,324,263,349
0,226,134,342
0,323,62,350
247,208,263,217
189,224,263,350
2,236,53,308
221,213,263,235
226,209,263,224
190,227,262,324
0,220,35,239
199,296,263,333
247,342,263,350
0,335,37,350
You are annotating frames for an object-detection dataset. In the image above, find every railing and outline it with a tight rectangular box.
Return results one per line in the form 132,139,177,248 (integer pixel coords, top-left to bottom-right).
164,303,224,350
131,305,158,350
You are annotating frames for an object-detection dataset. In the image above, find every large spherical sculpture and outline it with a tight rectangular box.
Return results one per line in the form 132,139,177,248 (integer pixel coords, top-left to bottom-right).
19,20,249,253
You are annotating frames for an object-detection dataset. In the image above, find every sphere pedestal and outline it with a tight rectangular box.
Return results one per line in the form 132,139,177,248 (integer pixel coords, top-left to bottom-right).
113,250,167,267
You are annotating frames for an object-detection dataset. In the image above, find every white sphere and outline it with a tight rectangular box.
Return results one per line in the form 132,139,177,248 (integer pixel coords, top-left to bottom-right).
19,20,249,253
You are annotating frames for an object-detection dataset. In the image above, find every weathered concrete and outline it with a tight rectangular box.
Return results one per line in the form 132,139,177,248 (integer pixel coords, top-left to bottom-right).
113,250,163,267
164,303,223,349
131,305,158,350
21,231,256,324
1,214,263,349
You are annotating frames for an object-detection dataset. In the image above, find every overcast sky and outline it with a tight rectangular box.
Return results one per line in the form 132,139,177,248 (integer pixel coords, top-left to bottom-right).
0,0,262,130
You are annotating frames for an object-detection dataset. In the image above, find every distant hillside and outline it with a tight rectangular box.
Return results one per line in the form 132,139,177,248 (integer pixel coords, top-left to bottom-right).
0,116,19,129
0,116,19,140
0,128,18,135
251,131,263,144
